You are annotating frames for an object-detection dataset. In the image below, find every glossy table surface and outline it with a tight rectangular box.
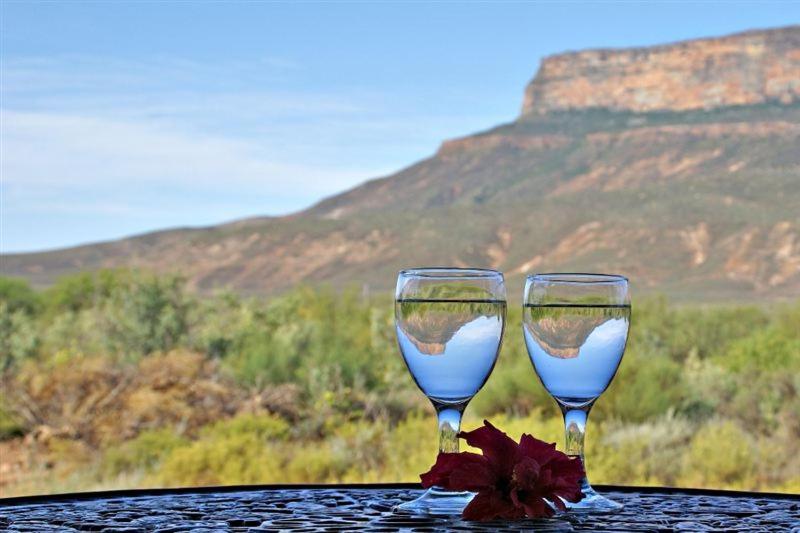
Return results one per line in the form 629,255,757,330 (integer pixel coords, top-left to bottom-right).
1,483,798,532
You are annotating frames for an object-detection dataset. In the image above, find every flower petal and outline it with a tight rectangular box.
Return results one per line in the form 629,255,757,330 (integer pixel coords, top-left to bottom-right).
546,457,586,503
447,458,497,491
520,495,555,519
462,488,522,522
459,420,520,476
519,434,561,465
420,452,494,491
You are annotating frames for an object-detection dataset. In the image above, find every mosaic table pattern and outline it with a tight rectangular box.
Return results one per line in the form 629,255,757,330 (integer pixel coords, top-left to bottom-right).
1,484,798,532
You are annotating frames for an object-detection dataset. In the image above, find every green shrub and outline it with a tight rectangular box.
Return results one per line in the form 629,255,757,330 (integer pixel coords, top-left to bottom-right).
0,302,40,369
200,413,290,441
283,442,350,482
382,413,436,481
591,415,693,486
289,419,392,483
600,351,687,423
708,320,800,434
682,420,755,488
0,277,41,315
471,347,553,417
157,433,285,486
189,291,248,359
718,325,800,374
629,297,769,361
103,428,188,476
43,270,130,314
0,400,25,440
101,273,192,359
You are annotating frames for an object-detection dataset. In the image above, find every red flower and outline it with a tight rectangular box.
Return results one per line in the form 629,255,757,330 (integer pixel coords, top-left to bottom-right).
420,420,585,521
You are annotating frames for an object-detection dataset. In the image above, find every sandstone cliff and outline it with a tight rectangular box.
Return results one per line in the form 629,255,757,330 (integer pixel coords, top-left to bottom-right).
522,26,800,114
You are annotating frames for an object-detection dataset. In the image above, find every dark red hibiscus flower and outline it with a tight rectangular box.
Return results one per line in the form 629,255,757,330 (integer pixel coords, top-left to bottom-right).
420,420,585,521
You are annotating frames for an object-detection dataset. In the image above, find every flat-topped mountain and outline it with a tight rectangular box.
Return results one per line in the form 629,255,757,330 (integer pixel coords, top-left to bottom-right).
4,26,800,301
522,26,800,114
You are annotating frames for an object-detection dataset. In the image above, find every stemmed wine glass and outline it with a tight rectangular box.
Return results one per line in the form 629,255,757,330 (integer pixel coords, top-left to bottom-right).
395,268,506,515
522,273,630,512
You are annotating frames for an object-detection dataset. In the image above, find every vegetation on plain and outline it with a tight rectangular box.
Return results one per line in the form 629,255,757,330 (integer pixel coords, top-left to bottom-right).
0,270,798,496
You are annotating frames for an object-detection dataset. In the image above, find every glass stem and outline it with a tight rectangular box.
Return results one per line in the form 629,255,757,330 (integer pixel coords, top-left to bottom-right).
435,404,464,454
560,403,592,486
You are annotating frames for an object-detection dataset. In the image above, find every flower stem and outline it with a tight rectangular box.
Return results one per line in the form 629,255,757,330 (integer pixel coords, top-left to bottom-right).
435,404,464,454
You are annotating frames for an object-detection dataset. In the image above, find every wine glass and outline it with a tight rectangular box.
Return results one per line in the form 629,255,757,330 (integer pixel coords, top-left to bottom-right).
395,268,506,515
522,273,630,512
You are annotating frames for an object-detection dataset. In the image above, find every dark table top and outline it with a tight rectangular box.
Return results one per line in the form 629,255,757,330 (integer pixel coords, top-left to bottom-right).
1,483,798,532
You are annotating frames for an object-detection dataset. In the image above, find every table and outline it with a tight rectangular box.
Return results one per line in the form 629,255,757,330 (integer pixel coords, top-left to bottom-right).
1,484,798,531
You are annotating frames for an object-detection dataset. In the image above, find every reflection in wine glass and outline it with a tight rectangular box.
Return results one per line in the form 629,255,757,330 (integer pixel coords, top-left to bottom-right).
523,273,630,512
395,268,506,515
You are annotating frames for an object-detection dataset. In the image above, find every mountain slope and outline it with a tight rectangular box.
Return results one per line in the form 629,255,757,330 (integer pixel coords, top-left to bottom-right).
4,26,800,301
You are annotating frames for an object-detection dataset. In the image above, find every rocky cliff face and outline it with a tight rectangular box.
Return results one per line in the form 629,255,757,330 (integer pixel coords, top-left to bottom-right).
522,26,800,114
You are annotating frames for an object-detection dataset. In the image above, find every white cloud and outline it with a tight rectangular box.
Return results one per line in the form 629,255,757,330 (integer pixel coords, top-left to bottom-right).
2,55,301,96
0,54,499,251
7,111,286,185
2,109,387,211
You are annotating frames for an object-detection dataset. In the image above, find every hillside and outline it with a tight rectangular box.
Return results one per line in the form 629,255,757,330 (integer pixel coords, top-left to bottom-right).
3,26,800,301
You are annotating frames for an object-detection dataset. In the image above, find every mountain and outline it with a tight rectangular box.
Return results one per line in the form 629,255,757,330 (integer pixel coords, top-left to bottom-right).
4,26,800,301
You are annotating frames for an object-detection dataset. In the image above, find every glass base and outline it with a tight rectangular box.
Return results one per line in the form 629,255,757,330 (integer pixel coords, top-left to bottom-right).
395,487,475,516
565,479,623,513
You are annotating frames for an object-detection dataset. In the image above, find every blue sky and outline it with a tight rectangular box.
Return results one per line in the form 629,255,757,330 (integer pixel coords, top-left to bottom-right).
2,1,798,253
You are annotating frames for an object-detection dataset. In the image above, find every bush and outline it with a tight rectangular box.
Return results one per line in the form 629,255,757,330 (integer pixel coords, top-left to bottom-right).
43,270,130,315
0,302,40,369
629,297,769,361
156,413,290,486
381,413,436,481
101,273,192,359
103,428,188,476
5,355,130,445
682,420,755,488
120,351,241,441
200,413,289,441
709,319,800,434
470,347,553,417
4,351,241,446
284,441,351,483
158,433,285,486
591,415,693,486
600,351,687,423
0,400,25,440
0,277,41,315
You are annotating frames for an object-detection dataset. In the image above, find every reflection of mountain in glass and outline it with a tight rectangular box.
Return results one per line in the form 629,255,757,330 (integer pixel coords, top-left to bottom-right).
397,300,500,355
396,299,505,404
523,304,630,405
524,306,616,359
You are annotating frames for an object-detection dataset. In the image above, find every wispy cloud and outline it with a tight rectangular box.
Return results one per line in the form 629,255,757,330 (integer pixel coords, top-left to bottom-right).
3,54,301,95
1,53,496,252
2,109,388,211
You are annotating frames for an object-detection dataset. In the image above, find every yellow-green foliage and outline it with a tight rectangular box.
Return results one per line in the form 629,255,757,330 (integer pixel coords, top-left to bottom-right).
591,415,693,486
157,433,284,486
683,421,755,489
103,428,189,476
156,414,289,486
0,271,798,497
